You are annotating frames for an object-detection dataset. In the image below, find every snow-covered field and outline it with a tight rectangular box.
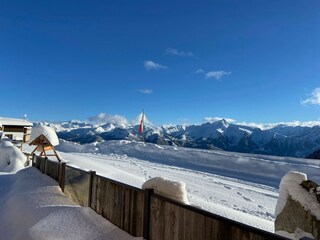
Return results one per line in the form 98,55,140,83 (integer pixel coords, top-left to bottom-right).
1,137,319,237
54,140,320,233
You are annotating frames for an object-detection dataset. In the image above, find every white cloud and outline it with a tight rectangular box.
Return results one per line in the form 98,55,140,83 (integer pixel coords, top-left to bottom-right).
205,71,231,80
237,121,320,130
204,117,320,129
166,48,193,57
144,60,167,71
301,88,320,106
139,89,153,94
204,117,236,123
88,113,129,127
195,68,205,74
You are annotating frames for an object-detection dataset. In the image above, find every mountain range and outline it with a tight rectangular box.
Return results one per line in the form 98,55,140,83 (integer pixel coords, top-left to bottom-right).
39,117,320,158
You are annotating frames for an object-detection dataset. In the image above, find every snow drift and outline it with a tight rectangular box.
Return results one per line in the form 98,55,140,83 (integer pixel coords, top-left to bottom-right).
0,139,26,172
0,167,140,240
142,177,189,204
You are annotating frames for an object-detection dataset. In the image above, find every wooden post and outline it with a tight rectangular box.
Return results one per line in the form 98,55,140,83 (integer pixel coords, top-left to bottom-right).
42,145,48,158
44,157,48,174
30,146,37,156
59,162,66,192
52,148,61,162
143,188,154,240
31,154,36,167
88,171,96,208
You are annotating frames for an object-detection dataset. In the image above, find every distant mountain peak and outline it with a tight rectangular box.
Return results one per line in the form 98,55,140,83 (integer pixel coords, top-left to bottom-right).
38,116,320,158
220,118,229,128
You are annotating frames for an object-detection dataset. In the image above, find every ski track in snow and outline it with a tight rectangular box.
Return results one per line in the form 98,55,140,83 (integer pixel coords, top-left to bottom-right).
59,151,278,232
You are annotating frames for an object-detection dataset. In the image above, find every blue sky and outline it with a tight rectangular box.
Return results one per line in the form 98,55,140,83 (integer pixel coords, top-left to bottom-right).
1,0,320,125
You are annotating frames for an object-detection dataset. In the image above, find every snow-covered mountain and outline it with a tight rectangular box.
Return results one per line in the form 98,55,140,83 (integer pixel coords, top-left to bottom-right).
39,118,320,158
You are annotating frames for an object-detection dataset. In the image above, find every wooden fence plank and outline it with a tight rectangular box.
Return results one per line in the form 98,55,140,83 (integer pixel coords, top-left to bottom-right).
192,212,205,240
150,196,165,240
90,175,97,210
123,188,130,233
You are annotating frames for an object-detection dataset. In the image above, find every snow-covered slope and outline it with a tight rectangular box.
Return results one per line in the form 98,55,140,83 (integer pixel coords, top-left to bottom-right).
57,140,320,188
39,118,320,158
53,139,320,232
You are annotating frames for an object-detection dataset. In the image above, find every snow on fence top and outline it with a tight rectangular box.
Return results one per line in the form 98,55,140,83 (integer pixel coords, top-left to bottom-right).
275,171,320,220
142,177,189,204
29,125,59,147
0,139,26,172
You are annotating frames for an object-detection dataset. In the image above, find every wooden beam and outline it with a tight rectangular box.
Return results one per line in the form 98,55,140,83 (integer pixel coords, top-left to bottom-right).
52,148,61,162
42,145,48,158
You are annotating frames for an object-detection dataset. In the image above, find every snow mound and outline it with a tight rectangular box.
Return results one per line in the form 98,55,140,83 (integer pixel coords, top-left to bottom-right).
30,125,59,146
0,139,26,172
0,167,139,240
142,177,189,204
275,171,320,220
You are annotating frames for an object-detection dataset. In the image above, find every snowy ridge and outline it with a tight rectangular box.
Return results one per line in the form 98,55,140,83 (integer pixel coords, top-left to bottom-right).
39,117,320,158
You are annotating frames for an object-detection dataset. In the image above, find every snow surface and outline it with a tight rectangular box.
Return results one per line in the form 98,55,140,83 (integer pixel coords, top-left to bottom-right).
16,139,319,235
0,139,27,172
142,177,189,204
0,167,140,240
275,171,320,220
48,139,320,233
57,140,320,188
30,125,59,146
0,138,140,239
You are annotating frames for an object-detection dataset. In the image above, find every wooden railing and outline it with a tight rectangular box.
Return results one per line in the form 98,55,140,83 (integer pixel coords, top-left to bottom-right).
32,155,290,240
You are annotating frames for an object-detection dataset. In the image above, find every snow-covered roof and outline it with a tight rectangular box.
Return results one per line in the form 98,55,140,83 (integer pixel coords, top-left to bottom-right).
0,117,32,127
29,125,59,146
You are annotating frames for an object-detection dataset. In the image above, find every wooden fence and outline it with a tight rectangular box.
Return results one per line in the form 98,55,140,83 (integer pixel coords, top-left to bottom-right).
32,155,290,240
64,165,93,207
